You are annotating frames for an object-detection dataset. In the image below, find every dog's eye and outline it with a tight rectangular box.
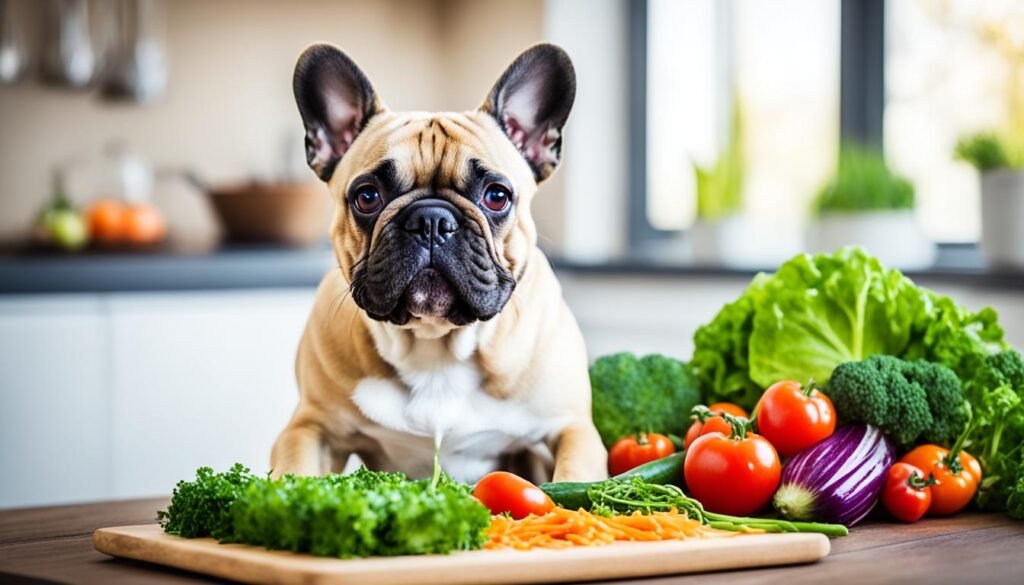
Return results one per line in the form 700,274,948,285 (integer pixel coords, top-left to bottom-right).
353,185,383,214
481,184,511,212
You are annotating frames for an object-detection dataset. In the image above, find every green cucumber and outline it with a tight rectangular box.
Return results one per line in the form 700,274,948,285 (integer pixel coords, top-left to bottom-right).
540,451,686,510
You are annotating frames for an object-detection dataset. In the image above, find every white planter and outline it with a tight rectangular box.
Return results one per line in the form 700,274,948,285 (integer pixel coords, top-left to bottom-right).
808,210,935,271
980,170,1024,268
690,215,802,269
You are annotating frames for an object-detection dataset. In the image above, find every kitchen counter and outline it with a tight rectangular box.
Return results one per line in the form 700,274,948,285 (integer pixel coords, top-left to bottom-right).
1,243,1023,294
0,246,337,294
1,498,1021,584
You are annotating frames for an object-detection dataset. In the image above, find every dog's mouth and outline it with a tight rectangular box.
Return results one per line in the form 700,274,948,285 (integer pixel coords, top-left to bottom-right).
403,268,455,318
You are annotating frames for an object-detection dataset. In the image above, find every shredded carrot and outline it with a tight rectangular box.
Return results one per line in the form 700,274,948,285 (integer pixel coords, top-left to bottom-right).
485,508,739,550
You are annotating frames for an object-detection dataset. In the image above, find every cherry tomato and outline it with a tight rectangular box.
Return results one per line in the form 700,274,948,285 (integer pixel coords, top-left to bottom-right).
882,462,934,523
899,445,981,516
684,403,749,449
473,471,553,519
756,380,836,457
684,429,781,516
608,433,675,476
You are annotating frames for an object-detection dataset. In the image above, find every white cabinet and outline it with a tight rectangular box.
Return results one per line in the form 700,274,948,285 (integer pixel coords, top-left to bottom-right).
0,297,110,508
107,291,310,499
0,289,314,509
560,276,749,359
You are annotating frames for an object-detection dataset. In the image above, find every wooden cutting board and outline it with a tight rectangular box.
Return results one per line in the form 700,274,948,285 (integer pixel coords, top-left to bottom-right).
94,524,830,585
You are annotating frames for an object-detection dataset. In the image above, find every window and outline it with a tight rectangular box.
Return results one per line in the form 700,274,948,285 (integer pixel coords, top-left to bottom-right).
638,0,1017,253
643,0,840,236
886,0,1024,242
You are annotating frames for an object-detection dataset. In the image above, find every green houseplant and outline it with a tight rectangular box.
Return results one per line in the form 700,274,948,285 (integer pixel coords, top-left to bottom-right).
694,101,744,222
808,146,933,269
955,131,1024,267
690,100,768,267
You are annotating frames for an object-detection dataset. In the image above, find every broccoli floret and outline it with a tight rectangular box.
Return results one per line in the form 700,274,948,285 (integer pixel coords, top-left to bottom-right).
825,355,969,450
590,352,702,447
912,359,973,445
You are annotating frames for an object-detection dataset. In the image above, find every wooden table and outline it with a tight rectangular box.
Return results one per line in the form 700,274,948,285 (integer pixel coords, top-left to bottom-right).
1,498,1022,584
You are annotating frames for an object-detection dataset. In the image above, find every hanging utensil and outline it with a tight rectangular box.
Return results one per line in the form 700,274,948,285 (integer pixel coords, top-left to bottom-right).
41,0,98,88
0,0,28,85
101,0,166,103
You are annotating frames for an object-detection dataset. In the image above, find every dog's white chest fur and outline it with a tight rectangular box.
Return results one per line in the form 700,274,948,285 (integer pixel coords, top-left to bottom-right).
352,321,565,482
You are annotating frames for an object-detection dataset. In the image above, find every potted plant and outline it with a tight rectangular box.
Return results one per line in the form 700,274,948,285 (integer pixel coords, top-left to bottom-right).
955,132,1024,268
808,147,934,270
689,102,751,266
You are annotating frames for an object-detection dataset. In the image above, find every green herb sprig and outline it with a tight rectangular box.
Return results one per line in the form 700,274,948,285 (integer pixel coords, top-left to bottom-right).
587,477,848,537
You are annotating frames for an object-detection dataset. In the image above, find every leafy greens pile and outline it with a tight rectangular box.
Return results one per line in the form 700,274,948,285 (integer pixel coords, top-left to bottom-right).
157,465,491,557
692,247,1006,410
964,350,1024,518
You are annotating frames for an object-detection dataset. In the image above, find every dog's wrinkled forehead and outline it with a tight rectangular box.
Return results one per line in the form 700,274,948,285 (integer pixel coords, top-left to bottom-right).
336,111,535,201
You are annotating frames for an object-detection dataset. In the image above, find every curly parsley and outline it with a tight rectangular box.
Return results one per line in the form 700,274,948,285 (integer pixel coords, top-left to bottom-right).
157,465,490,557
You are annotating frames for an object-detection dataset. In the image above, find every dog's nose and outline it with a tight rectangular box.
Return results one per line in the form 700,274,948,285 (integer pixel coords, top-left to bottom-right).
402,200,460,248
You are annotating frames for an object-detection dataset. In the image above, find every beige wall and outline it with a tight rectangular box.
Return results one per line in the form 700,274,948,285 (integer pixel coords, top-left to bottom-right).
0,0,552,246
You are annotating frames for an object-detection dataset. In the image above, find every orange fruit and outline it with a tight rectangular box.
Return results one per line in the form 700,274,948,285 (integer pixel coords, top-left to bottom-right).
87,199,127,244
122,203,167,245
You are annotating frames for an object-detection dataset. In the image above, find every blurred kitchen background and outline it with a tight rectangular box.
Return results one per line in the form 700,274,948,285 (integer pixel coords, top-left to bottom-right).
2,0,1024,509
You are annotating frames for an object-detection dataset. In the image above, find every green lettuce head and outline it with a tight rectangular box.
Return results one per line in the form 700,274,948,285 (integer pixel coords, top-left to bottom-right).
693,247,1007,410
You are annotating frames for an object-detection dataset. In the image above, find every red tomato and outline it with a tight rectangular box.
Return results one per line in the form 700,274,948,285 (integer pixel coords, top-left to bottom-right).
882,462,934,523
608,433,675,476
684,403,749,449
684,430,781,516
473,471,553,519
707,402,749,418
899,445,981,516
756,380,836,457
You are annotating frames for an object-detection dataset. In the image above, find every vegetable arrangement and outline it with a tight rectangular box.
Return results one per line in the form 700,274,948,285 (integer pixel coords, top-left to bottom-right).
590,247,1022,528
159,247,1022,562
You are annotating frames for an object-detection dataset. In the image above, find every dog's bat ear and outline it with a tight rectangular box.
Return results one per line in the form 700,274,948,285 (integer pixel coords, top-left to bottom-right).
481,43,576,183
293,44,383,181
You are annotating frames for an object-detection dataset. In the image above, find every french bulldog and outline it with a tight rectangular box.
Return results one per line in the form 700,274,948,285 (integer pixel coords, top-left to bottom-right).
270,42,607,484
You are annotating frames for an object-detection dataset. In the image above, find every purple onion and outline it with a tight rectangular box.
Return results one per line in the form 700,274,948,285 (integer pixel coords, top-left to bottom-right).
773,424,895,526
